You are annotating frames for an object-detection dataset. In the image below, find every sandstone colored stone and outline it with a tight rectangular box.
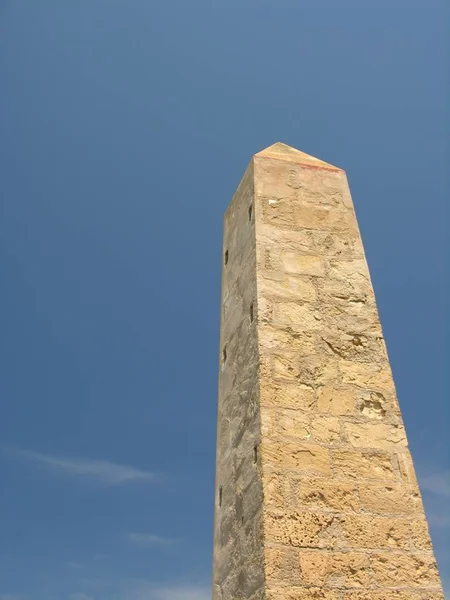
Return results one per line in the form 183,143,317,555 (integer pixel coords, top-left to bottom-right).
343,421,407,451
259,273,317,302
281,252,325,276
317,386,356,415
213,143,443,599
310,415,342,444
356,391,389,420
327,258,369,282
263,441,330,475
296,479,358,512
339,361,393,391
320,332,383,362
411,519,433,550
371,552,441,587
260,381,316,411
342,593,424,600
332,450,395,480
266,587,339,600
358,483,415,514
265,510,337,548
273,302,323,332
264,544,300,583
263,471,291,509
299,551,370,587
261,408,310,441
340,514,411,549
296,356,339,387
276,409,311,441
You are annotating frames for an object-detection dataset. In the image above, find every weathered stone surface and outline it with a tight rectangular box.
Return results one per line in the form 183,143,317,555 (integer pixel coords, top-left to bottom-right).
317,386,356,415
340,514,411,549
260,381,316,411
266,587,339,600
259,273,318,302
358,482,415,515
299,551,371,587
332,449,396,480
263,441,331,475
213,143,443,599
294,479,358,513
265,510,339,548
371,552,441,587
343,421,407,451
310,415,342,444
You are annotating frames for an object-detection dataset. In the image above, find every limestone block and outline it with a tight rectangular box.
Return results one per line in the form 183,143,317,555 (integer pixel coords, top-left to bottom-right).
263,471,292,509
272,301,323,332
295,479,358,512
263,441,330,475
343,421,407,451
340,514,411,549
371,552,442,587
358,483,415,515
259,326,316,356
310,415,342,444
317,386,356,415
332,450,395,481
299,551,370,587
272,408,311,441
280,252,325,276
259,273,318,302
265,510,338,548
411,519,433,550
266,588,339,600
260,381,316,411
265,544,301,584
339,361,393,391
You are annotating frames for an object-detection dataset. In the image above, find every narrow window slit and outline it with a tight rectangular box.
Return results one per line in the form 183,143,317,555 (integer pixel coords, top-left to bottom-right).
222,346,227,364
218,486,223,507
253,445,258,464
248,204,253,221
224,250,229,266
250,302,254,322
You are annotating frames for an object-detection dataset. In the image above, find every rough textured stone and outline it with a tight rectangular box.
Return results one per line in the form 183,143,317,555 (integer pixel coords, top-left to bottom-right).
212,143,443,599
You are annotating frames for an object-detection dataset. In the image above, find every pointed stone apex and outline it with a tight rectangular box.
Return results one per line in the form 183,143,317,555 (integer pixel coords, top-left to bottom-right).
254,142,343,171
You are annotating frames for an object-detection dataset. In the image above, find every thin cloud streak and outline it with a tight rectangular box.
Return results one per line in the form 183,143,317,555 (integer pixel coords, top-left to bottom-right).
126,533,180,547
127,583,210,600
9,448,155,486
151,587,209,600
419,470,450,498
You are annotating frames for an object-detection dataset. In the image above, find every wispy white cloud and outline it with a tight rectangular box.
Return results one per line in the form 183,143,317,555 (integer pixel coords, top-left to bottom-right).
419,470,450,498
427,513,450,528
126,583,210,600
92,554,109,562
10,449,155,486
126,533,180,547
150,586,210,600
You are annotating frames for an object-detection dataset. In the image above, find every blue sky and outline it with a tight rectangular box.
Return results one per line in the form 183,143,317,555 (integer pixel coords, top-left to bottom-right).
0,1,448,598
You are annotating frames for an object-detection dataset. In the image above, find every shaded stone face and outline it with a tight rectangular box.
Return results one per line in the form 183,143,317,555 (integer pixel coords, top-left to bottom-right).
212,143,444,600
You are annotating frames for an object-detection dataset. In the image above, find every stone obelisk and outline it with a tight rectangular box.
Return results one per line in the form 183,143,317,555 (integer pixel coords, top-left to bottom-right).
212,143,443,599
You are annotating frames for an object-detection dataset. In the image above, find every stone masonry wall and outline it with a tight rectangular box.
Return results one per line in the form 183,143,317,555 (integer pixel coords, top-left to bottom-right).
212,162,265,600
254,144,444,599
213,143,444,600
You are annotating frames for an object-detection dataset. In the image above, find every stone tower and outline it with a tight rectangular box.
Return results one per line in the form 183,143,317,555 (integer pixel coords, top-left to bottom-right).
212,143,443,600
